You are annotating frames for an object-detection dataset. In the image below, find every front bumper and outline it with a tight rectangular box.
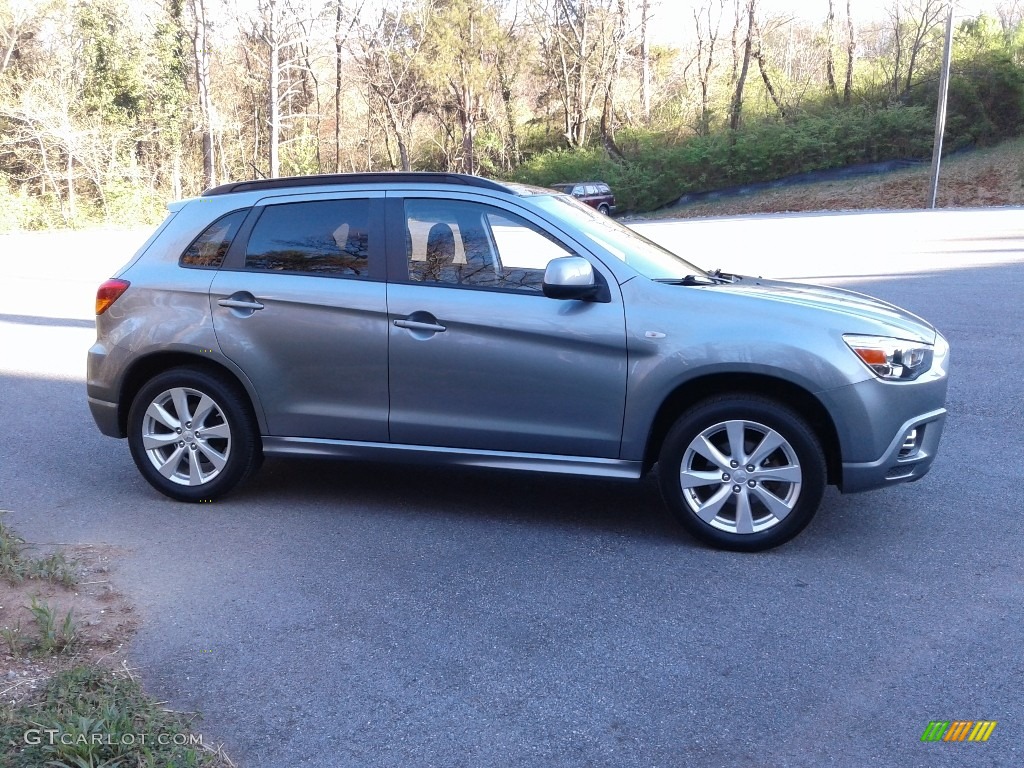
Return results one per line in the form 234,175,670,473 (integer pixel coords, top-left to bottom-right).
840,408,946,492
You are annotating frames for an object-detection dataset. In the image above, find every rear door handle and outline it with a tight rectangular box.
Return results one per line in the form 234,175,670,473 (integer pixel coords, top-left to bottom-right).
218,292,265,312
394,319,446,333
218,298,264,310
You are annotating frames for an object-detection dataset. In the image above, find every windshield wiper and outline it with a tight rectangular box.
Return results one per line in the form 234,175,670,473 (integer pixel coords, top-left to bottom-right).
708,268,739,283
656,271,732,286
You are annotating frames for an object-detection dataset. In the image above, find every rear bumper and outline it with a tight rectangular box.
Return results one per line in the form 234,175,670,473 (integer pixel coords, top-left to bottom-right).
88,396,122,437
87,340,129,438
840,408,946,492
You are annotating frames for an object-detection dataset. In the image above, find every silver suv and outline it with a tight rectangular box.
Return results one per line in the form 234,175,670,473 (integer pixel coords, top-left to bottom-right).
88,173,949,551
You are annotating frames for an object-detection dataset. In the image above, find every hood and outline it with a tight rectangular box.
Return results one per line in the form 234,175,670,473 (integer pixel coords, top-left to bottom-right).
715,277,936,343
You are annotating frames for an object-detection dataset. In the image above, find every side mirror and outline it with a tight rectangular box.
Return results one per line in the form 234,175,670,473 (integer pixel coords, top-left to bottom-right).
543,256,603,301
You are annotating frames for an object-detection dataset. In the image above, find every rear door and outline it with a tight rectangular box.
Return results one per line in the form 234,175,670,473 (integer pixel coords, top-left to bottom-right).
385,193,628,458
211,192,389,440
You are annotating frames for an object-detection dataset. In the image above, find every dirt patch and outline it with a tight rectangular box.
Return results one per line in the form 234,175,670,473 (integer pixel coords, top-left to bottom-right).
0,543,137,708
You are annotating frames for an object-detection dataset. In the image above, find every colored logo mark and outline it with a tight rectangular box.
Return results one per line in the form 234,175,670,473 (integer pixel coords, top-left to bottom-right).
921,720,997,742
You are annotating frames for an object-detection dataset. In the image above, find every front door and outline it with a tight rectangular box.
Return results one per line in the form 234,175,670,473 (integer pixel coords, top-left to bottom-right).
386,195,627,458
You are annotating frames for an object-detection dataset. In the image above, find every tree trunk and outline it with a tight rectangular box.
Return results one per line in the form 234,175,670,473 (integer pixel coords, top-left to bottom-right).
172,149,182,199
496,56,520,169
825,0,838,98
66,149,75,223
729,0,755,131
600,0,627,155
640,0,651,122
731,0,741,85
335,1,343,173
462,103,475,174
843,0,854,104
380,98,411,171
755,46,784,117
267,0,281,178
192,0,215,189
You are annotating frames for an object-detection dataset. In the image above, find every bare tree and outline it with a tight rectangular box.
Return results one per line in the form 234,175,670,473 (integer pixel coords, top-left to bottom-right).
190,0,217,188
495,0,524,168
754,19,785,116
352,0,430,171
334,0,364,172
996,0,1024,33
599,0,629,156
825,0,838,98
640,0,651,121
885,0,946,100
0,0,40,79
843,0,854,103
728,0,755,131
688,0,724,136
532,0,622,148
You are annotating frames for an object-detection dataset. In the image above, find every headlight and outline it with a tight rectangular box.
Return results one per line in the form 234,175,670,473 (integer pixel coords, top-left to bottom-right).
843,334,934,381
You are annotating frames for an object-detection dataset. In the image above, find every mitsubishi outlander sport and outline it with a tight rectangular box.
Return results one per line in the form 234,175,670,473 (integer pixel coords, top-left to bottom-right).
88,173,949,551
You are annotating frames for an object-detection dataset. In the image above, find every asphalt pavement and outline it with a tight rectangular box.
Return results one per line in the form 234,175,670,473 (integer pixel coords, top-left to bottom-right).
1,209,1021,767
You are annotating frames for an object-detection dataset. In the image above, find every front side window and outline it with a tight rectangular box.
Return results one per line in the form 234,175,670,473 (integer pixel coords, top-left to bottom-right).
404,199,574,293
180,209,247,268
245,199,370,277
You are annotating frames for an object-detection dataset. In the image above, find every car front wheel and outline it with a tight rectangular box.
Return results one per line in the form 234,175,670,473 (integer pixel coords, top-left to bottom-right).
127,367,261,502
658,396,826,551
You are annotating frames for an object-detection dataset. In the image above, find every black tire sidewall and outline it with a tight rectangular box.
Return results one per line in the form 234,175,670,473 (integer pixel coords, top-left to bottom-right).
127,368,259,502
658,396,826,552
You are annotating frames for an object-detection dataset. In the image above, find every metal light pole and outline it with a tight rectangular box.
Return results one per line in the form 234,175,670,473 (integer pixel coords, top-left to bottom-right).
928,4,956,209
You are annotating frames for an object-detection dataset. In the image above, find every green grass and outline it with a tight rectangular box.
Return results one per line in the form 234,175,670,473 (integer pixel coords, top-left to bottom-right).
0,517,233,767
0,513,77,586
27,595,77,656
0,667,226,768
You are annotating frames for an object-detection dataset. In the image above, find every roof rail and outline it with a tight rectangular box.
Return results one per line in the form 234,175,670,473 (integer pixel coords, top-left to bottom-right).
202,172,510,197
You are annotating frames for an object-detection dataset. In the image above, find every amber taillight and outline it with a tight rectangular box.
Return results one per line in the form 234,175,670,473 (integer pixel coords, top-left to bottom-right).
96,279,130,315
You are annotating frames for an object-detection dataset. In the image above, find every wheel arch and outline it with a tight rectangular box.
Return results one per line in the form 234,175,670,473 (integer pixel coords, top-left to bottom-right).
642,373,843,486
116,351,266,438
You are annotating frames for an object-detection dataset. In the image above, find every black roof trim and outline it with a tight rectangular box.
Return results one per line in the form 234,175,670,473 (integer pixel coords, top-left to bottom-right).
202,172,510,197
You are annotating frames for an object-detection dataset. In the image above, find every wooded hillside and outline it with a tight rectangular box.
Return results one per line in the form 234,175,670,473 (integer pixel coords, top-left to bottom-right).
1,0,1021,228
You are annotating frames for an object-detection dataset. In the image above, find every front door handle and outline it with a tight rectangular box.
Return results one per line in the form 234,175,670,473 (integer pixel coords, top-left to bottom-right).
394,319,446,333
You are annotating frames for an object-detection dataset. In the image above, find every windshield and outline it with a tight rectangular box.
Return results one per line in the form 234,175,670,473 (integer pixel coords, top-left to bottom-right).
529,194,707,280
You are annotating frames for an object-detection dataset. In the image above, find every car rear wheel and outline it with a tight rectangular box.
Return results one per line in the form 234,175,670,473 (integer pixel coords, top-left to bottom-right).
598,203,610,215
658,395,826,551
127,367,261,502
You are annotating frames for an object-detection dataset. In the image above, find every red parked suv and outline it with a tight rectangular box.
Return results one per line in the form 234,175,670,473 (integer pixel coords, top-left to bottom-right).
550,181,616,215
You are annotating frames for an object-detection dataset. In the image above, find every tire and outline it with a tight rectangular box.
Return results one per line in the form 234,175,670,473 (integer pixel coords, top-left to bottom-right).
598,203,611,215
658,395,826,552
127,367,261,502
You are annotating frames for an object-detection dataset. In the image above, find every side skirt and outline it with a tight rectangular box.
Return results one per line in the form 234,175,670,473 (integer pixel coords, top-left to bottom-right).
262,437,643,479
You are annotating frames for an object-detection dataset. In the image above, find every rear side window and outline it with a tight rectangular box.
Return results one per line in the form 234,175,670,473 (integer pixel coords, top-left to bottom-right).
245,199,371,277
180,209,247,268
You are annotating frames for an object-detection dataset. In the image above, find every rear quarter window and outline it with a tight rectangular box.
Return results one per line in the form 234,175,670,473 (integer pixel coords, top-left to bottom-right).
179,209,248,268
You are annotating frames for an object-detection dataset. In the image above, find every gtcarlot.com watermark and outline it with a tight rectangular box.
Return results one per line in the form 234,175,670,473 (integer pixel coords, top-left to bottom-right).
24,729,204,747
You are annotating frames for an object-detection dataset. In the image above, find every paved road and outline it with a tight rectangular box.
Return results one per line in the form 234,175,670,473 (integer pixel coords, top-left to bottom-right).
1,209,1022,766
